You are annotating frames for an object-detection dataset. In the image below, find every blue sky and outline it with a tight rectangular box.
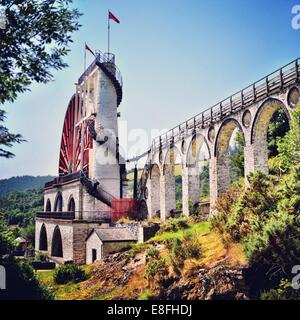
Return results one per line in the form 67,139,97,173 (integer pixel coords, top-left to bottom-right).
1,0,300,178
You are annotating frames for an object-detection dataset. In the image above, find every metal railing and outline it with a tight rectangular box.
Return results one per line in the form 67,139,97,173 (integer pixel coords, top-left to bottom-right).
150,57,300,153
80,171,115,207
78,51,123,89
36,211,75,220
36,210,112,221
44,171,82,189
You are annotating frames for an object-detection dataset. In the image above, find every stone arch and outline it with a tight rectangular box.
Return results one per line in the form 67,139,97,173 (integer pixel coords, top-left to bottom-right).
251,98,290,144
51,226,63,258
214,118,245,158
67,196,76,212
250,98,290,174
183,133,211,216
39,224,48,251
186,133,211,167
54,192,63,212
212,118,245,199
45,199,51,212
163,145,183,173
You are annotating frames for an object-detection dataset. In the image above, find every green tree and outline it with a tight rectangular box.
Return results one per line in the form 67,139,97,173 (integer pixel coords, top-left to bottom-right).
229,130,244,183
0,0,81,157
267,109,290,158
276,104,300,171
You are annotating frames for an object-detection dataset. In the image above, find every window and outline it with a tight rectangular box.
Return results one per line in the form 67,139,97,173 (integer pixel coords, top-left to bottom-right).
54,192,63,212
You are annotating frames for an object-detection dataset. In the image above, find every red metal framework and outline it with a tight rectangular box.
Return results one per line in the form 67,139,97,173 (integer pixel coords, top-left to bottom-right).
58,95,94,175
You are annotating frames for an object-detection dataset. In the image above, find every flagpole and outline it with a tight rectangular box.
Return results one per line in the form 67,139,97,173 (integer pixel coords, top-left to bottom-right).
108,10,110,55
81,43,87,172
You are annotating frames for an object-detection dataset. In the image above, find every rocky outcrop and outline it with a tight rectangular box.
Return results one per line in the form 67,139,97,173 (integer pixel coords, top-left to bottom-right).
158,263,248,300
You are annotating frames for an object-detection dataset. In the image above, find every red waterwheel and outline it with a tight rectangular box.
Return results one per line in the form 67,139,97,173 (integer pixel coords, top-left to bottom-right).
58,95,94,175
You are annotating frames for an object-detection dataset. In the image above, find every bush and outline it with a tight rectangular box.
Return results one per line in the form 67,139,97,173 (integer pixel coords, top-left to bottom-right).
129,242,150,257
244,211,300,292
146,247,160,259
35,252,48,262
165,232,202,272
145,258,168,282
158,217,189,234
183,232,202,260
53,264,87,284
0,256,53,300
260,279,300,300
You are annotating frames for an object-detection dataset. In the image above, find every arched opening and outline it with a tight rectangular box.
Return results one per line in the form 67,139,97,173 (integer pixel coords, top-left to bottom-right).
51,226,63,258
251,98,290,174
39,224,48,251
215,119,245,196
149,164,161,218
186,134,210,215
54,192,63,212
163,146,183,217
68,197,75,212
45,199,51,212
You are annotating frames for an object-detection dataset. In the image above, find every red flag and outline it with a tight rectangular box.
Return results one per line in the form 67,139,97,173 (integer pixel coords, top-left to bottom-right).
85,43,95,57
109,11,120,24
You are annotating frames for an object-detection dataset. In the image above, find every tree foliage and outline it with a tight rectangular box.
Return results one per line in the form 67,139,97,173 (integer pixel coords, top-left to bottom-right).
0,0,81,157
0,188,43,227
212,104,300,298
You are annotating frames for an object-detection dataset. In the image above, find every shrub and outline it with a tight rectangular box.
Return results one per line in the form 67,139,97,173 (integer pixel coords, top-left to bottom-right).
53,264,87,284
244,211,300,292
145,258,168,281
35,252,48,262
0,255,53,300
260,279,300,300
146,247,160,259
158,217,189,234
183,232,202,260
129,242,150,257
166,232,202,272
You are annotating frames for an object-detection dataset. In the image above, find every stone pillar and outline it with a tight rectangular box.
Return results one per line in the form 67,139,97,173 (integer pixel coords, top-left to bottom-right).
209,153,230,214
244,140,268,185
182,166,199,216
160,166,176,221
146,175,160,219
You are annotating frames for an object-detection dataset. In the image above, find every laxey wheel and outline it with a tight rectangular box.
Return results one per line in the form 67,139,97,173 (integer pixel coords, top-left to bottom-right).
58,94,94,175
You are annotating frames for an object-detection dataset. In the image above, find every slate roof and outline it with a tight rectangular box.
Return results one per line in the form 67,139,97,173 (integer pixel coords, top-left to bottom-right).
87,227,137,242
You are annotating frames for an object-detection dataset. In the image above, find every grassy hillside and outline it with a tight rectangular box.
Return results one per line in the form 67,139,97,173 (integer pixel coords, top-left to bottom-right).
0,175,54,198
37,219,247,300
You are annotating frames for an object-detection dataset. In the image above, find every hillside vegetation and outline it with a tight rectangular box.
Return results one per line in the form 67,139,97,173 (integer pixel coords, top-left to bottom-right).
37,218,247,300
0,175,54,198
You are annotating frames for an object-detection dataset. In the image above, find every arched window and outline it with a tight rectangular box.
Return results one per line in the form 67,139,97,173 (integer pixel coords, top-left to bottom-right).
54,192,63,212
45,199,51,212
68,197,75,212
39,224,48,251
51,226,63,258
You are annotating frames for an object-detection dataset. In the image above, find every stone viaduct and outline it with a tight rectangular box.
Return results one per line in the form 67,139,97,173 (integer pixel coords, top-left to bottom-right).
140,58,300,221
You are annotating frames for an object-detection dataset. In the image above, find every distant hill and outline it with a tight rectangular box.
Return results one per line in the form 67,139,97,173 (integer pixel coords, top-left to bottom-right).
0,175,55,198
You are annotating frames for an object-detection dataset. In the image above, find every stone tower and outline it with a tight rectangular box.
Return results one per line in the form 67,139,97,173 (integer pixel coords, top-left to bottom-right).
35,52,124,264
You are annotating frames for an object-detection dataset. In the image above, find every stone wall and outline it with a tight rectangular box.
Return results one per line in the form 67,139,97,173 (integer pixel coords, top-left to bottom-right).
102,241,134,257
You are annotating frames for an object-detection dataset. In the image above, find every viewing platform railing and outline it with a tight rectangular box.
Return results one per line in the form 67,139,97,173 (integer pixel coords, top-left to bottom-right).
36,211,112,222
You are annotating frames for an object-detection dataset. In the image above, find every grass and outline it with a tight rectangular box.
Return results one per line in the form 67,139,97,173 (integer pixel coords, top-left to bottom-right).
37,265,92,300
150,221,210,243
138,288,153,300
